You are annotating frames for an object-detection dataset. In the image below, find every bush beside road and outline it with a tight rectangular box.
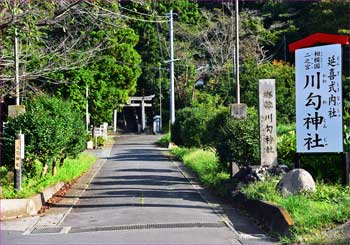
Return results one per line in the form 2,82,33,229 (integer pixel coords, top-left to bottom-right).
168,142,350,244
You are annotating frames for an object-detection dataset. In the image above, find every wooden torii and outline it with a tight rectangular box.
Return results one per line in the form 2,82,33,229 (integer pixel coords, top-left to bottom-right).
115,95,155,132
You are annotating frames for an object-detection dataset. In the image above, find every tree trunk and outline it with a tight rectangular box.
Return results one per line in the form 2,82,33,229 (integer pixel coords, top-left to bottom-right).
59,155,65,167
42,164,48,177
92,125,96,149
52,159,57,176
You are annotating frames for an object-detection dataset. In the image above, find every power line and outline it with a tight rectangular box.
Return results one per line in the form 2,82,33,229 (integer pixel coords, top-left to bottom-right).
118,4,167,19
83,1,169,23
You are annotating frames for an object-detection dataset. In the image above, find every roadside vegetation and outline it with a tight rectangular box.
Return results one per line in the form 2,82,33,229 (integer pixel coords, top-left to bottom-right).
2,1,350,242
1,95,93,199
167,91,350,243
1,153,96,199
158,133,171,148
169,143,350,243
171,147,229,191
241,178,350,243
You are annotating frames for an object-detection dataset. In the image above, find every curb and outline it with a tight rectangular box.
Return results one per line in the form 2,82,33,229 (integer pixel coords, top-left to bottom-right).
0,145,113,222
0,182,64,220
231,192,294,237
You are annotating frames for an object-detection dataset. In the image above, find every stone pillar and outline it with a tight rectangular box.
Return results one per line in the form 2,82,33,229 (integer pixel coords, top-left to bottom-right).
259,79,277,166
141,98,145,131
113,109,117,132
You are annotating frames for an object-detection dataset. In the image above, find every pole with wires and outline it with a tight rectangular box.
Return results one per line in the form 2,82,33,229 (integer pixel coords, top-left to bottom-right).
235,0,240,104
169,10,175,125
86,85,89,133
14,28,20,105
159,63,162,132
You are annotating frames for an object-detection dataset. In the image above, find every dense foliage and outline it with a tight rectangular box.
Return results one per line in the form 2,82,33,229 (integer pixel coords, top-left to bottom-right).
1,153,96,199
3,95,86,176
210,108,260,167
172,103,259,170
241,60,295,123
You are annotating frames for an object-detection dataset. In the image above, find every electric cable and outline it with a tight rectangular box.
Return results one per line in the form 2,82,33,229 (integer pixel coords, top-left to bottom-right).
83,0,169,23
118,4,167,19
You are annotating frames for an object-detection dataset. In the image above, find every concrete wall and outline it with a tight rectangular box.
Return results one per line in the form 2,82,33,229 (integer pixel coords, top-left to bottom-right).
0,182,64,220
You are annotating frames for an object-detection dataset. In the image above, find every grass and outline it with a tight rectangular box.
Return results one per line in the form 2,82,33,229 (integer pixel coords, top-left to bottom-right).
241,177,350,243
171,146,230,189
169,144,350,243
158,133,171,148
1,152,97,199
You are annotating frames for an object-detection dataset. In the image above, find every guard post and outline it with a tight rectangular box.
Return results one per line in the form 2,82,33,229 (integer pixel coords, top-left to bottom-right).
14,133,24,190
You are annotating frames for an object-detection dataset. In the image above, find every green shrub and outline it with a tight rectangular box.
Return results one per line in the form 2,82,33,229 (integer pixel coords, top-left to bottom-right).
172,107,219,147
277,123,343,182
171,94,224,148
277,125,296,167
96,136,104,147
203,108,229,146
158,133,171,147
211,107,260,169
3,95,86,176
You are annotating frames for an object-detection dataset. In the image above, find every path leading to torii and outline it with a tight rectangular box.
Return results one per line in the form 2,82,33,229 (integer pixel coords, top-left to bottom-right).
1,135,275,244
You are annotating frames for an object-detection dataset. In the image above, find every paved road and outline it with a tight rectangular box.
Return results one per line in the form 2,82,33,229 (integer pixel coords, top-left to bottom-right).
1,135,275,244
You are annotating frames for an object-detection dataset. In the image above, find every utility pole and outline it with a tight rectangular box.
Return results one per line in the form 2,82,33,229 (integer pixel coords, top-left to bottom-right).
169,10,175,124
86,85,89,132
231,0,236,103
235,0,240,104
14,28,20,105
159,64,162,132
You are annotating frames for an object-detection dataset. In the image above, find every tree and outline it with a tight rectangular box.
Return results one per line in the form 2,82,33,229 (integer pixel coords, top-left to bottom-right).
240,59,295,123
0,0,132,100
57,28,142,126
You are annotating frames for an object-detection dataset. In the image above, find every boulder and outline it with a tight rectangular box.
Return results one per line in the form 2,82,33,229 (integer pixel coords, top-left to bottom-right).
277,169,316,196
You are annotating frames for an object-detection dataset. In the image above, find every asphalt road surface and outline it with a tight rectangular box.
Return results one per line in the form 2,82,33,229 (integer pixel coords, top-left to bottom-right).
1,134,275,244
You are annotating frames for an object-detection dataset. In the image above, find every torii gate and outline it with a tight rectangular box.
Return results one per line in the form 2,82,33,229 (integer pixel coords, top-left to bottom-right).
114,95,155,132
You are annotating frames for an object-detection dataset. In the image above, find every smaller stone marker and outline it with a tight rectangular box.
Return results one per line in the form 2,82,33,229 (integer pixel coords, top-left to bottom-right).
8,105,25,118
230,103,247,119
259,79,277,166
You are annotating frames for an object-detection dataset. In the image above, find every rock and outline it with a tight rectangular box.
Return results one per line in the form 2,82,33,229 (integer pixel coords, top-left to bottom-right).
233,165,264,185
231,162,240,177
267,164,289,176
7,171,14,183
277,169,316,196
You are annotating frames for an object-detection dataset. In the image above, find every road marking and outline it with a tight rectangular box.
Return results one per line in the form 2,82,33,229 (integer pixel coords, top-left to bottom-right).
141,193,145,206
